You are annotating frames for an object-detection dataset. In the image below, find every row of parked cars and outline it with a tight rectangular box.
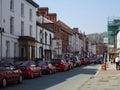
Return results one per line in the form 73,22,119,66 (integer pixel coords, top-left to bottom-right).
0,57,95,88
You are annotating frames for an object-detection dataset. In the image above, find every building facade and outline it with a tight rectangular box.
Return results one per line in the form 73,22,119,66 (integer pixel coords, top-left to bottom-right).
0,0,38,61
36,15,54,60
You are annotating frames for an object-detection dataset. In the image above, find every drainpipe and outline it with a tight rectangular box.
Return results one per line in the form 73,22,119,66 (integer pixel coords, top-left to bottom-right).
0,28,4,60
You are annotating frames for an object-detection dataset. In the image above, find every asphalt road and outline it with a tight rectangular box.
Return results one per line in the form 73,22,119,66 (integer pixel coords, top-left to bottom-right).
1,64,100,90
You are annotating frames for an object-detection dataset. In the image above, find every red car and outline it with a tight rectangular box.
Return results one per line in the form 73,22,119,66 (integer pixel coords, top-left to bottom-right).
80,58,88,65
0,61,23,87
51,58,69,71
16,61,42,79
38,61,56,74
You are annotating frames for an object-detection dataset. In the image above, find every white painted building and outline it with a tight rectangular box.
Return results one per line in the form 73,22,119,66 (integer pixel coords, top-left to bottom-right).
0,0,38,60
91,44,96,55
36,16,54,60
72,28,83,56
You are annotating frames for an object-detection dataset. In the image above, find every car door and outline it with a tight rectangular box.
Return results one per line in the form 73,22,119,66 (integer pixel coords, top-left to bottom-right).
30,61,39,75
5,67,15,83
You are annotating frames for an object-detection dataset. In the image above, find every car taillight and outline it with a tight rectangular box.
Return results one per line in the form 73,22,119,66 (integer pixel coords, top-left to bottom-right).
0,74,2,78
25,66,30,71
60,61,64,65
42,66,47,69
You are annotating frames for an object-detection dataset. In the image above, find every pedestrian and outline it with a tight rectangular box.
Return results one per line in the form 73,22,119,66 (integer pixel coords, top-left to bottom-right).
115,56,120,70
110,58,113,64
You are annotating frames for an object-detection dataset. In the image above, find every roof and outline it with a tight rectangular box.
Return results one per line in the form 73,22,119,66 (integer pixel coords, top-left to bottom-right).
57,20,73,34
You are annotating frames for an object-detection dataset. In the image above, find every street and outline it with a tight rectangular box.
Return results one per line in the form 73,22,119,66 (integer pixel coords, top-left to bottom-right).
1,64,100,90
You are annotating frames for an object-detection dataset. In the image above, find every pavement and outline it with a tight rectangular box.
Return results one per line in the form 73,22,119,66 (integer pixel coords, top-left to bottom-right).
79,62,120,90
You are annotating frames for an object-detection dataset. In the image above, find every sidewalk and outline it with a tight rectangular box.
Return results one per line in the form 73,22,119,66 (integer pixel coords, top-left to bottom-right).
79,63,120,90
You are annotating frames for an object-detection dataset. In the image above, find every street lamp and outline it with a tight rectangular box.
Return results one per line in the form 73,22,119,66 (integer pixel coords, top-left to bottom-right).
0,27,4,60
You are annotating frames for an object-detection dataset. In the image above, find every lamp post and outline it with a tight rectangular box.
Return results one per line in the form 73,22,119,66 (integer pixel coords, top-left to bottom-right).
0,27,4,60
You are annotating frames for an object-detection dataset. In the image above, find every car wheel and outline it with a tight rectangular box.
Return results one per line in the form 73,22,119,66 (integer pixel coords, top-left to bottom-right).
54,69,56,74
31,72,34,79
63,67,67,72
2,78,7,87
49,70,52,74
18,75,23,83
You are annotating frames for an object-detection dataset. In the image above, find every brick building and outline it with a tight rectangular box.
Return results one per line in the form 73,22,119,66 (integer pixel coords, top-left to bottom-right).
37,7,72,55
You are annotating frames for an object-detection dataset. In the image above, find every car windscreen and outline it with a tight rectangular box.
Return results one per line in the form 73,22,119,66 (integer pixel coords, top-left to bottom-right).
39,61,48,65
20,61,35,66
51,59,61,63
0,63,9,67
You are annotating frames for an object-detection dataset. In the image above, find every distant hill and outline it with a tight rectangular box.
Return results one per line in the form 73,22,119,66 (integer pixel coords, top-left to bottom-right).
87,31,107,43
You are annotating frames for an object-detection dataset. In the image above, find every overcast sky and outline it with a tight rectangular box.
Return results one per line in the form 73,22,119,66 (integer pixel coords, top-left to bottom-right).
34,0,120,34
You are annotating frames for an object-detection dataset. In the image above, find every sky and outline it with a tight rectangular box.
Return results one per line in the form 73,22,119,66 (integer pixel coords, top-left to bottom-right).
34,0,120,34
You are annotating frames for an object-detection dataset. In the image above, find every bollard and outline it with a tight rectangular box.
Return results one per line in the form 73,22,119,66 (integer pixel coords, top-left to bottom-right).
101,62,106,70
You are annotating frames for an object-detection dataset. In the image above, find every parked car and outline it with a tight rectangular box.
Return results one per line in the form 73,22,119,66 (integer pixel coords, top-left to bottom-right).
37,61,56,74
51,58,69,71
71,56,81,67
70,57,78,67
16,61,42,79
65,58,74,69
80,58,88,65
0,61,23,87
94,58,103,64
88,58,95,64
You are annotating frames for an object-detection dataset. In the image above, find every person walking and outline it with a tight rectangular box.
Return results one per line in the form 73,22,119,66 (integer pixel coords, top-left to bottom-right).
115,56,120,70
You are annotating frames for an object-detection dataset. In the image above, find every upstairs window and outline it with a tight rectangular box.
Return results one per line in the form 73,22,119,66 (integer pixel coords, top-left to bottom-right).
45,32,47,44
49,34,52,45
10,16,14,35
21,21,24,36
10,0,14,11
21,3,24,17
40,30,43,43
29,9,32,21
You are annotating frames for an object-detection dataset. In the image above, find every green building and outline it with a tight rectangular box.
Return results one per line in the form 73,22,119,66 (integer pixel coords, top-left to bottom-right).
108,18,120,60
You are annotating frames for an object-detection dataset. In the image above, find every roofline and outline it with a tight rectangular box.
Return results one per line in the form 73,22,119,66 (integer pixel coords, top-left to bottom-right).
26,0,39,8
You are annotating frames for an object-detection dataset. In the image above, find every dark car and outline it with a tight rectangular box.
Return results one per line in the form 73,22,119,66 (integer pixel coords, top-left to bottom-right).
16,61,42,79
0,61,23,87
94,58,103,64
80,58,88,65
51,58,69,72
38,61,56,74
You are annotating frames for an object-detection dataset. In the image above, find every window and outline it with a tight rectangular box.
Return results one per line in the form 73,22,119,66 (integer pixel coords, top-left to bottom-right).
45,32,47,44
39,47,43,58
21,21,24,36
49,34,52,45
10,16,14,35
10,0,14,11
21,3,24,17
14,42,17,57
6,41,10,58
29,25,32,36
29,9,32,21
40,30,43,43
21,47,25,58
